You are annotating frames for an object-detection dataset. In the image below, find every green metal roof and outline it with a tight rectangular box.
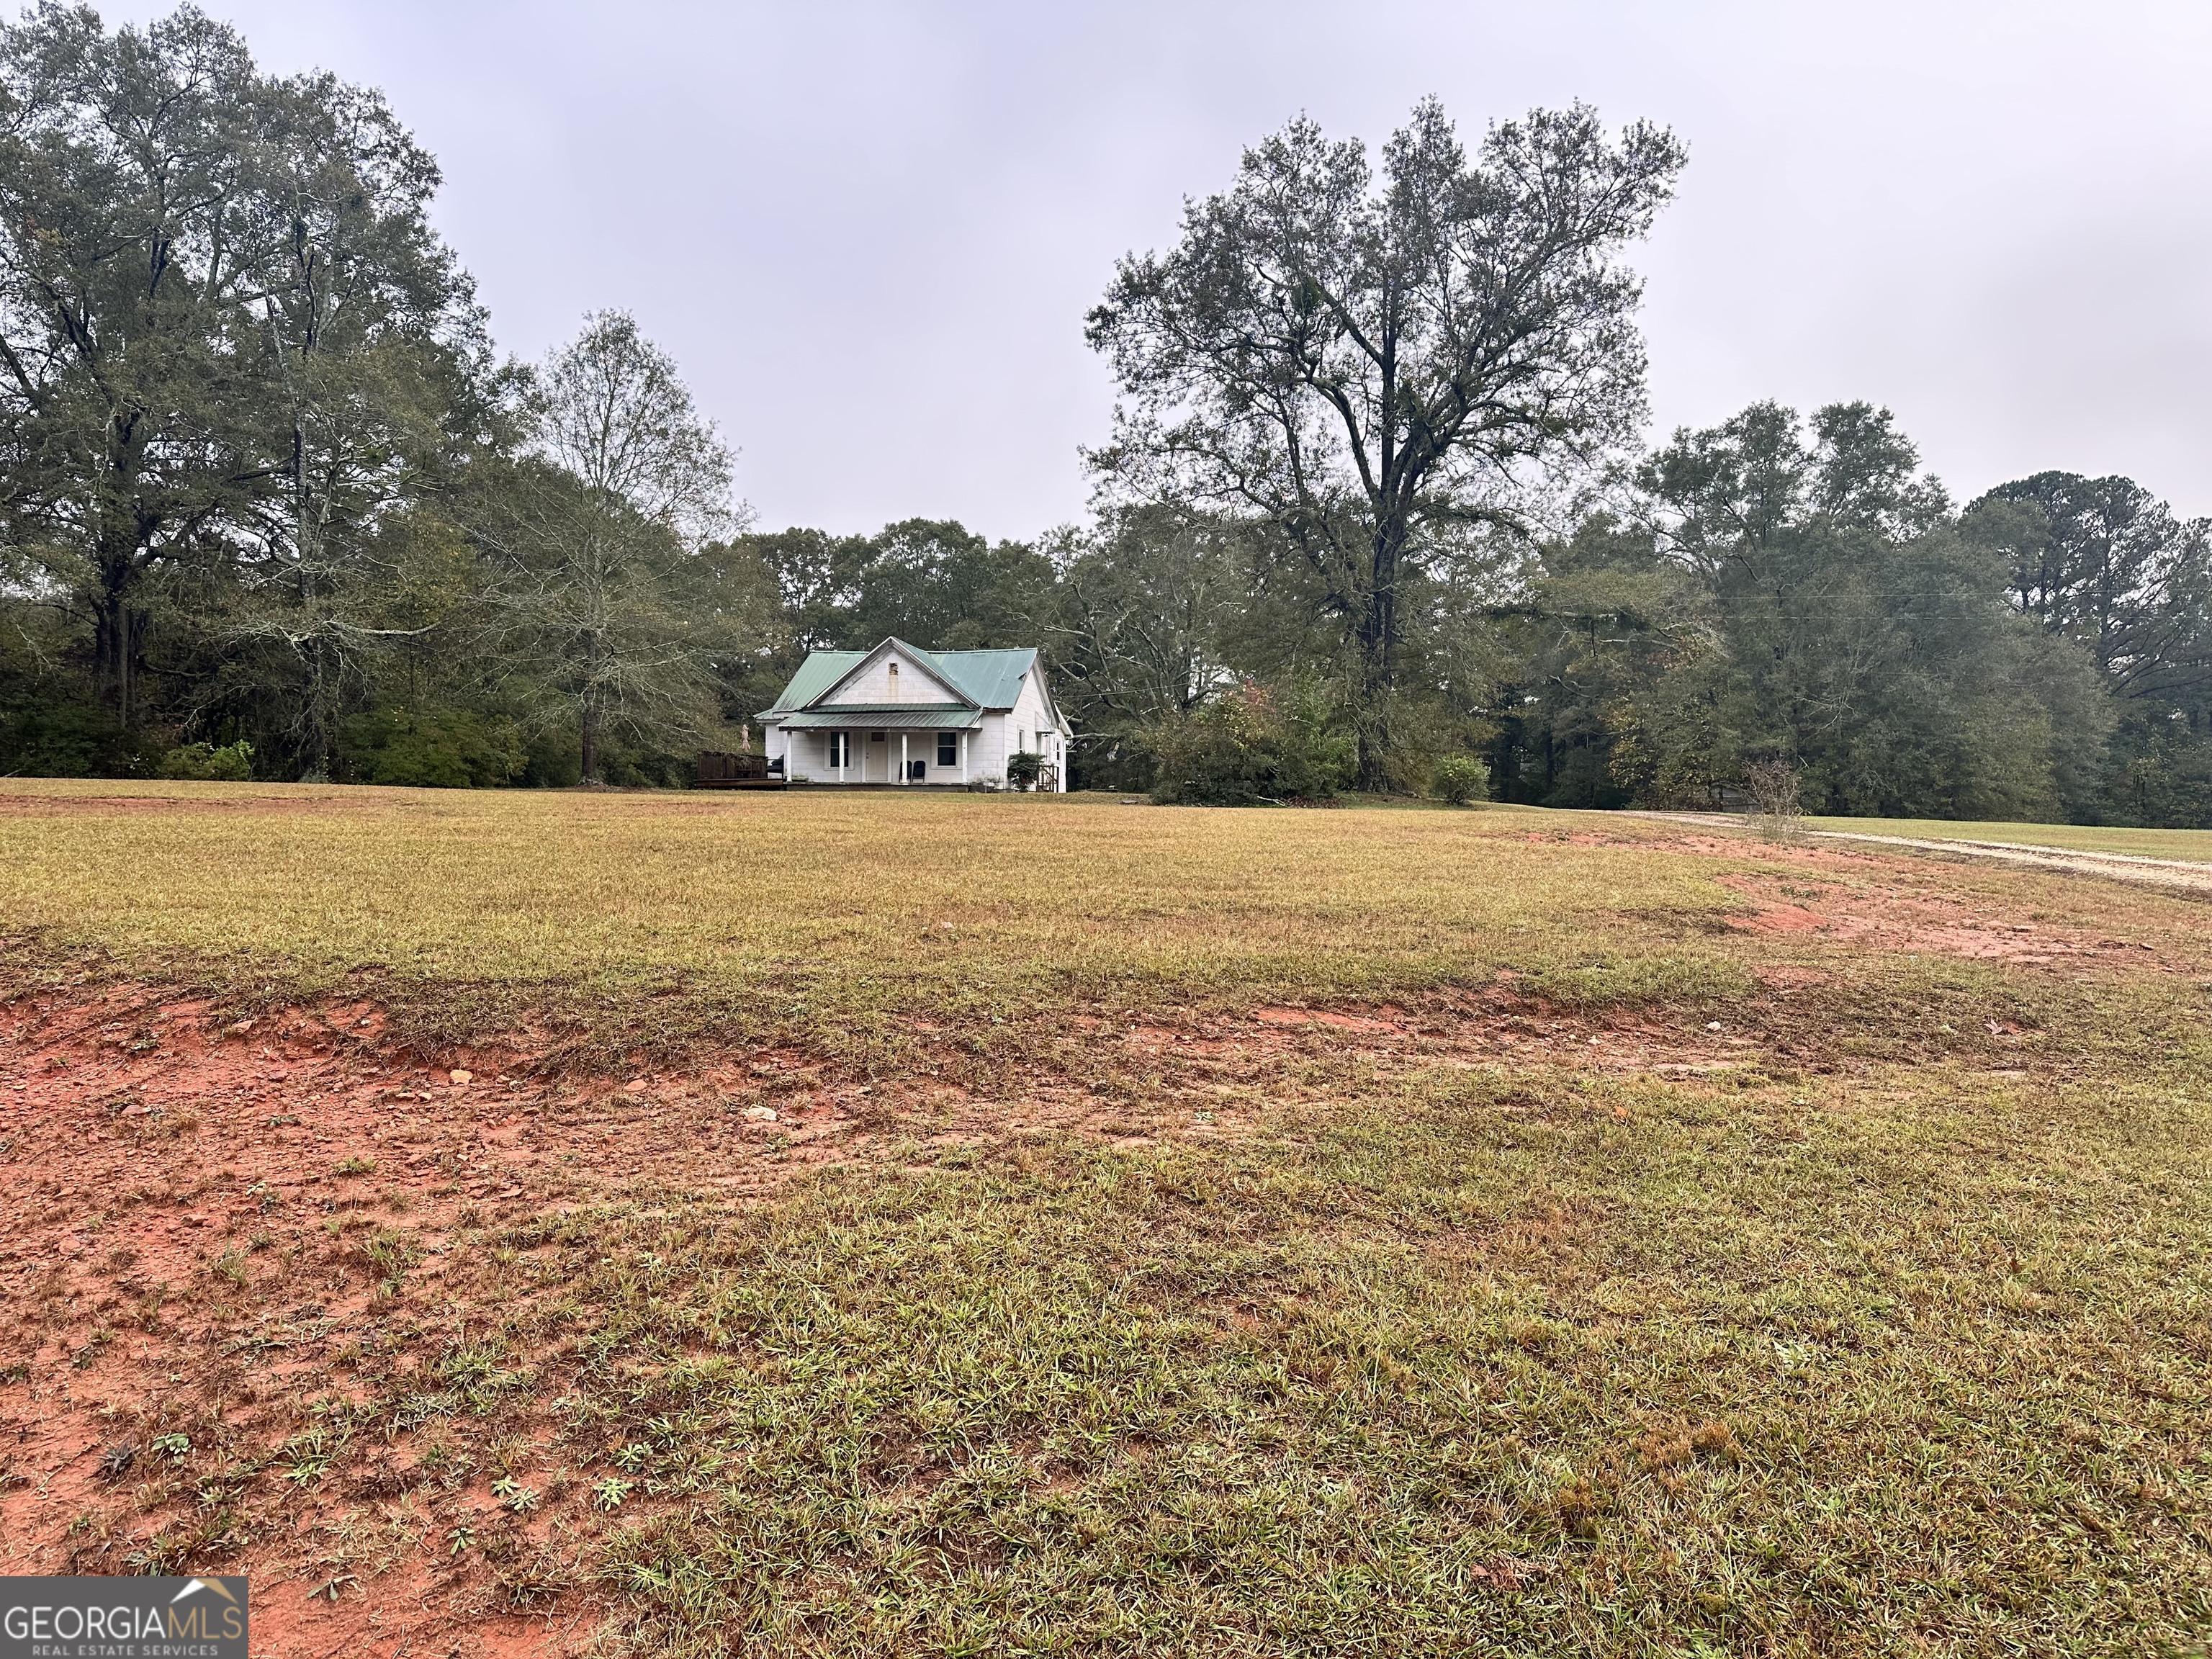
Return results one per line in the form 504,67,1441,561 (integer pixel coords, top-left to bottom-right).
928,646,1038,710
778,705,981,730
759,640,1040,718
761,650,867,714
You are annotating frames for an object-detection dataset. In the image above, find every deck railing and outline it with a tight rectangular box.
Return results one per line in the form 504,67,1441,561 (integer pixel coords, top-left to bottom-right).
696,751,778,787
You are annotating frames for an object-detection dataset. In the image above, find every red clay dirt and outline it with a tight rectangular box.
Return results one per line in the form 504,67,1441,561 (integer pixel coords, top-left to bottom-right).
1712,868,2164,965
0,987,906,1655
0,976,1755,1657
4,824,2167,1656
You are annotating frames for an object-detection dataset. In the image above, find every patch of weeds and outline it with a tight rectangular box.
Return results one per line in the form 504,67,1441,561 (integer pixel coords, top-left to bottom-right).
333,1154,375,1177
490,1476,541,1515
489,1539,572,1607
132,1287,168,1334
436,1345,524,1413
392,1392,459,1434
1549,1473,1603,1540
278,1428,336,1487
360,1227,422,1291
414,1435,471,1480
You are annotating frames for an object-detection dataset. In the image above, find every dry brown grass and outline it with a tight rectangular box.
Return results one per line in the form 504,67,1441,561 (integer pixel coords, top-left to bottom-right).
2,781,2210,1656
4,781,2206,1055
0,783,1743,1020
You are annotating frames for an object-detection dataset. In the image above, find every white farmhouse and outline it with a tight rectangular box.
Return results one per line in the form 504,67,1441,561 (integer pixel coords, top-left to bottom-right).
757,638,1072,789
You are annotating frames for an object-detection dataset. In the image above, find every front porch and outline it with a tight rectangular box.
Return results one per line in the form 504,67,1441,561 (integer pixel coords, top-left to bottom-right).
786,712,980,787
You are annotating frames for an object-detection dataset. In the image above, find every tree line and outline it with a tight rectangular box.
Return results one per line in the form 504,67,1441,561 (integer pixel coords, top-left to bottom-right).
0,5,747,787
5,6,2208,822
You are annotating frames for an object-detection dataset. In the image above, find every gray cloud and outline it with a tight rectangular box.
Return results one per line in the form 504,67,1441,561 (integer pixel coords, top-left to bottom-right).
99,0,2212,533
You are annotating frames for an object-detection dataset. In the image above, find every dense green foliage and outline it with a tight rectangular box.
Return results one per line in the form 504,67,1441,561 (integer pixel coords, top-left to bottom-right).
153,739,253,781
1148,680,1353,805
1431,755,1487,806
3,10,2208,824
0,6,739,788
1475,406,2206,822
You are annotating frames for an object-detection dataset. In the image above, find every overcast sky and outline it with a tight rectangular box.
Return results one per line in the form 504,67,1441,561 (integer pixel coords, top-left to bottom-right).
101,1,2212,538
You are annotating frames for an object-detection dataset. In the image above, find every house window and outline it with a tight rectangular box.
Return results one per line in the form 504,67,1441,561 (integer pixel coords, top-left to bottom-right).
870,730,886,742
886,662,899,699
826,732,850,768
937,732,958,766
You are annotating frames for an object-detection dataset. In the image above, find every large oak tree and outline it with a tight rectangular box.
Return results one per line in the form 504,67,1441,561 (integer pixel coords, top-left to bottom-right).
1086,98,1683,788
0,2,485,765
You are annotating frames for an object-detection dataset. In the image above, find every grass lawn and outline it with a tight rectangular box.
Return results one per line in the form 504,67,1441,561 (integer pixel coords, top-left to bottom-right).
0,781,1761,1055
1,783,2208,1656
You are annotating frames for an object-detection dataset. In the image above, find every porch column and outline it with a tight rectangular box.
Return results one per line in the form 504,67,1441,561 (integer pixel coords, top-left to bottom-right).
899,732,909,785
960,729,968,783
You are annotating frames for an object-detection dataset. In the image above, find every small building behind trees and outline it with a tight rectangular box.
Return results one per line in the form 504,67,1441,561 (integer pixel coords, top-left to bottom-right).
758,639,1071,789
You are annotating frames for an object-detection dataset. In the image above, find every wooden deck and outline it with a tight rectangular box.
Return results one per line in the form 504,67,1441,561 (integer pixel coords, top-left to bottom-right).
695,752,786,789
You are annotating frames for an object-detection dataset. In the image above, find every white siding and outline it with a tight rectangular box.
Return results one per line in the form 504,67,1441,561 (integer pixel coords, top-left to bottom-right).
1009,672,1069,791
970,711,1011,783
968,673,1069,791
768,652,1070,789
822,647,961,706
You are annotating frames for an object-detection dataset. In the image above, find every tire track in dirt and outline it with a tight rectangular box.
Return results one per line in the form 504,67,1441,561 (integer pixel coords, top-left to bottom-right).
1629,810,2212,895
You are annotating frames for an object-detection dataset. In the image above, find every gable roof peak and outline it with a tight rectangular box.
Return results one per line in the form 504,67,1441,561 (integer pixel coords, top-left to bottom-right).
758,639,1046,719
809,637,973,710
